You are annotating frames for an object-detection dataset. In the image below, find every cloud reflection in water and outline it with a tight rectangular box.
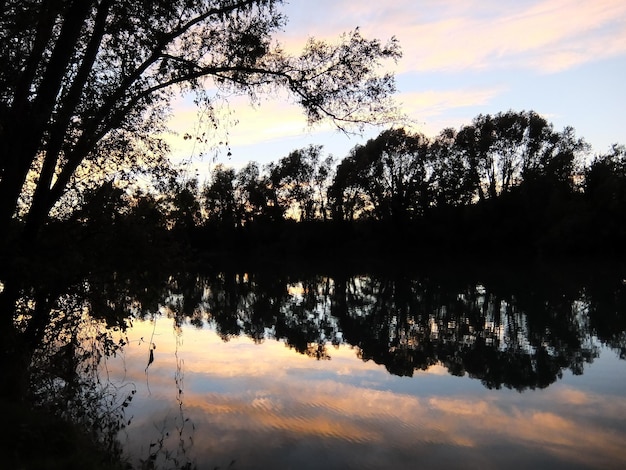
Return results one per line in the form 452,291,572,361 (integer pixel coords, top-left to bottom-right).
109,318,626,469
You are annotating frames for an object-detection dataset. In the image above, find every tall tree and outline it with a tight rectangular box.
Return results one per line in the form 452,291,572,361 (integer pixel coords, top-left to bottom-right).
165,177,202,231
583,144,626,249
0,0,401,243
585,144,626,205
203,164,239,226
330,128,432,223
454,110,588,201
0,0,402,403
429,127,475,207
235,161,274,224
266,145,332,221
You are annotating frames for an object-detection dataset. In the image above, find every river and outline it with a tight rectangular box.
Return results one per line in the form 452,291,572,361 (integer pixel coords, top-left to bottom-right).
98,269,626,469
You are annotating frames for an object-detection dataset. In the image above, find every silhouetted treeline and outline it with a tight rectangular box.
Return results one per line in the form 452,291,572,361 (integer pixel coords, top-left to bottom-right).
20,109,626,265
191,110,626,261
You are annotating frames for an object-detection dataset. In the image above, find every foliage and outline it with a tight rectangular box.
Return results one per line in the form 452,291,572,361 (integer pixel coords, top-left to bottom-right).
329,128,432,222
2,106,625,467
3,288,138,469
203,164,240,226
149,265,624,391
126,109,624,260
0,0,401,241
583,144,626,250
6,258,625,466
266,144,334,221
453,110,588,201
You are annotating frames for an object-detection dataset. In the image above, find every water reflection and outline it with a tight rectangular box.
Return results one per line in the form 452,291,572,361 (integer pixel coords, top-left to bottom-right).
113,314,626,470
9,265,626,468
155,269,622,391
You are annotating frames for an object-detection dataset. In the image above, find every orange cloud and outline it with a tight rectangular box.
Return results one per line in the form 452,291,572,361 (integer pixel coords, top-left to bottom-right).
162,93,340,168
109,318,626,469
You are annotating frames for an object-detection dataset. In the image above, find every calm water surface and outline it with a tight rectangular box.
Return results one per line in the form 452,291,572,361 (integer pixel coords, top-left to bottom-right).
106,272,626,469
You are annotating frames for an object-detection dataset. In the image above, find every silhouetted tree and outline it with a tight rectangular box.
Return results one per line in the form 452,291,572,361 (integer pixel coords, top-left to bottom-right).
165,177,201,231
1,1,404,404
266,148,316,221
583,144,626,250
430,127,475,207
585,144,626,207
203,164,239,227
454,110,588,201
312,152,336,222
328,155,369,222
0,0,401,245
266,145,333,221
235,162,272,224
330,128,432,223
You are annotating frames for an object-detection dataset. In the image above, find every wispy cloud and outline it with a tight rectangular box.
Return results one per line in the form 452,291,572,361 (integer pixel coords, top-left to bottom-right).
399,86,505,134
164,94,329,161
279,0,626,74
400,87,504,117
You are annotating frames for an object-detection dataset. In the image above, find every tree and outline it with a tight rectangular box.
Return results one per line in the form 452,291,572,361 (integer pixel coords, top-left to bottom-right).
235,161,275,224
266,145,333,221
328,154,368,222
585,144,626,205
454,110,588,201
0,0,401,245
429,127,475,207
165,177,202,231
583,145,626,249
330,128,432,223
203,164,239,227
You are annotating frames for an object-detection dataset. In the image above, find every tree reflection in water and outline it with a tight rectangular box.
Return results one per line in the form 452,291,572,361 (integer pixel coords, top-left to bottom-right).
4,264,626,467
184,269,618,391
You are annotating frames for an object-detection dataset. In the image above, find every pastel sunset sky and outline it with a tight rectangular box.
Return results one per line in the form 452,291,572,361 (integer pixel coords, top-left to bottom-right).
166,0,626,175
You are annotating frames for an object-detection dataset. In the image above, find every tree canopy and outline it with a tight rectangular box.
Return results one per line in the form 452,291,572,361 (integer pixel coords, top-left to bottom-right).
329,128,432,223
453,110,588,201
0,0,401,242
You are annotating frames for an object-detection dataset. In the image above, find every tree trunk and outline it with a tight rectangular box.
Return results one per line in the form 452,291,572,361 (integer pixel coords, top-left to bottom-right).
0,280,32,403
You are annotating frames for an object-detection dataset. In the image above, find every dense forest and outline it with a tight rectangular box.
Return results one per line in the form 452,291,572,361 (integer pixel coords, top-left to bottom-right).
12,109,624,271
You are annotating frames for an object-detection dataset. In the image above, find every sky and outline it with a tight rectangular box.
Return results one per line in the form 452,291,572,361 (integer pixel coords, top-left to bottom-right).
165,0,626,178
111,316,626,469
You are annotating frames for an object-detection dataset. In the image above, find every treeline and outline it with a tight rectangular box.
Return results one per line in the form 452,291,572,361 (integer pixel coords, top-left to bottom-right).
50,109,626,265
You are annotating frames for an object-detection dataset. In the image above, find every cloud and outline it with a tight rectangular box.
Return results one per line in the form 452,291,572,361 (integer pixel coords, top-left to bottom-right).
278,0,626,74
220,0,625,149
110,319,626,469
398,86,505,135
401,87,503,116
166,95,300,147
155,1,626,164
159,99,304,172
165,86,505,158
